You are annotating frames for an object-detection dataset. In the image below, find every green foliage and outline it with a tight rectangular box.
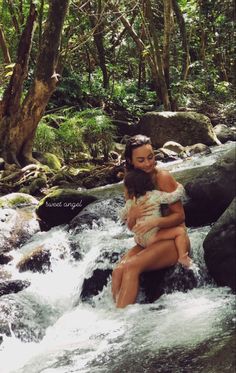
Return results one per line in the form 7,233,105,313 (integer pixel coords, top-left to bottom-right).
34,108,116,162
56,116,85,162
34,122,57,153
77,108,116,160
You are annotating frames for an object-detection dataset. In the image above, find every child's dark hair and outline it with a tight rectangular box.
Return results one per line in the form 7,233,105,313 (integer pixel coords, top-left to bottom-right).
124,135,152,171
124,169,155,198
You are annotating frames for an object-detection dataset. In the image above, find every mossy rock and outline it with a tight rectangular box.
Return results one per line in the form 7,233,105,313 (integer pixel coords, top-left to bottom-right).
28,176,47,195
43,152,62,171
0,193,39,209
36,188,97,227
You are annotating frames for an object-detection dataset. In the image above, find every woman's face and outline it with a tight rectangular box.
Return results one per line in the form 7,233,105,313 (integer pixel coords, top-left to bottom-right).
131,144,155,173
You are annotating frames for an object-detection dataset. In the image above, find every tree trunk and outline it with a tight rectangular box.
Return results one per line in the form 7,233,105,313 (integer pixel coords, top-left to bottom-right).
0,25,11,63
172,0,190,80
146,0,171,110
7,0,21,35
88,0,109,89
0,0,70,166
163,0,175,108
110,2,162,104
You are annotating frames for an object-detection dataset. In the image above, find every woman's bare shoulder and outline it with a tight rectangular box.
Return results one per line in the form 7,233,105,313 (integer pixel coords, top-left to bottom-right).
155,168,178,192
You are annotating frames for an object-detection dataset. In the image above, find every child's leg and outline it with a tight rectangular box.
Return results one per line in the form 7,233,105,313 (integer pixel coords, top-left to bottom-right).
147,226,192,267
175,229,192,267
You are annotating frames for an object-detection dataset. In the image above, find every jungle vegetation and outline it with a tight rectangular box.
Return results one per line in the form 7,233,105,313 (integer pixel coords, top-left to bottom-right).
0,0,235,166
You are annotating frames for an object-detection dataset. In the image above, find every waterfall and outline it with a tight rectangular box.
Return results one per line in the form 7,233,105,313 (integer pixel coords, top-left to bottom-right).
0,142,235,373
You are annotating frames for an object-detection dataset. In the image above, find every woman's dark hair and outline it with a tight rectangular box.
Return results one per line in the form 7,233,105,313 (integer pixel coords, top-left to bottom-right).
124,134,152,171
124,169,155,198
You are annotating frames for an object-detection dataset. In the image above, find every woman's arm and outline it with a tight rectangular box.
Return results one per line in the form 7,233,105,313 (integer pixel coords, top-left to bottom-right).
123,186,155,231
133,170,185,235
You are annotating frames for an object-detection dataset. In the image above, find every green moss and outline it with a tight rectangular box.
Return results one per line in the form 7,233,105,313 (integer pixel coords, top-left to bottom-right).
43,153,61,171
8,195,31,207
0,200,5,208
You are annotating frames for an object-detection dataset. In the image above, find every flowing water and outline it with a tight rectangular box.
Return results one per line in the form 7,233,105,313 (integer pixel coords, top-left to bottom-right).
0,142,235,373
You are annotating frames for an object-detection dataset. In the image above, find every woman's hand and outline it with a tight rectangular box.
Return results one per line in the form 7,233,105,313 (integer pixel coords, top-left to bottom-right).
128,196,155,221
133,217,160,235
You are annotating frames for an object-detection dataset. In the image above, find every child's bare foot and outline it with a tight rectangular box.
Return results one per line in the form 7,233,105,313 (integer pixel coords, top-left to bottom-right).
178,253,192,268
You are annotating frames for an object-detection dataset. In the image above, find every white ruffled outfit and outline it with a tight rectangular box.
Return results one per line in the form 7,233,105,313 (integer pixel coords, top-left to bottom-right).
120,184,185,247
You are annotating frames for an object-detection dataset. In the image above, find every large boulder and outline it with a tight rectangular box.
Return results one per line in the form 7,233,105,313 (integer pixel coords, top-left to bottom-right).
184,147,236,226
203,198,236,292
36,189,97,227
138,111,220,148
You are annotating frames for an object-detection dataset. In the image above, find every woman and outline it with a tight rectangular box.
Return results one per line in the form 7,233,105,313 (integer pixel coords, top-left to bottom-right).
112,134,188,308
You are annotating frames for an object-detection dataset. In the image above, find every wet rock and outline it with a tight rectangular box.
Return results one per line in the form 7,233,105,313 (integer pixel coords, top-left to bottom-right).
0,207,40,254
69,210,102,232
183,143,211,157
140,265,198,303
0,280,30,297
80,248,198,304
36,189,97,227
214,124,236,143
138,111,220,149
16,246,51,273
154,148,180,162
81,269,112,300
163,141,185,154
184,147,236,226
0,253,13,264
203,198,236,292
0,294,57,343
69,196,124,232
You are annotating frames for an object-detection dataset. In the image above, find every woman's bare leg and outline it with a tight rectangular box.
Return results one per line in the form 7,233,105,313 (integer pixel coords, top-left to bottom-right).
116,239,178,308
112,245,142,301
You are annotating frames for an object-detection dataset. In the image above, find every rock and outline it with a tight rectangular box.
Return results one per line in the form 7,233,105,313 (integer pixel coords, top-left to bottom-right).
163,141,185,154
154,148,180,162
0,192,39,208
16,246,51,273
0,206,40,254
112,142,126,156
36,189,97,227
138,111,221,148
0,280,30,297
214,124,236,143
43,152,62,171
183,143,211,157
28,176,47,195
69,210,102,233
80,269,112,300
203,198,236,292
34,151,62,171
140,264,198,303
0,157,5,170
0,253,13,264
79,246,198,304
0,294,53,342
184,147,236,226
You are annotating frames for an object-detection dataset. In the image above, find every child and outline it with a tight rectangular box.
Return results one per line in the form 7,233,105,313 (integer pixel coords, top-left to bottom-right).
120,169,192,268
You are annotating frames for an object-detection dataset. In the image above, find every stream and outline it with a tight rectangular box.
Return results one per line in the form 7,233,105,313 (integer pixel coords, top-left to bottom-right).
0,142,235,373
